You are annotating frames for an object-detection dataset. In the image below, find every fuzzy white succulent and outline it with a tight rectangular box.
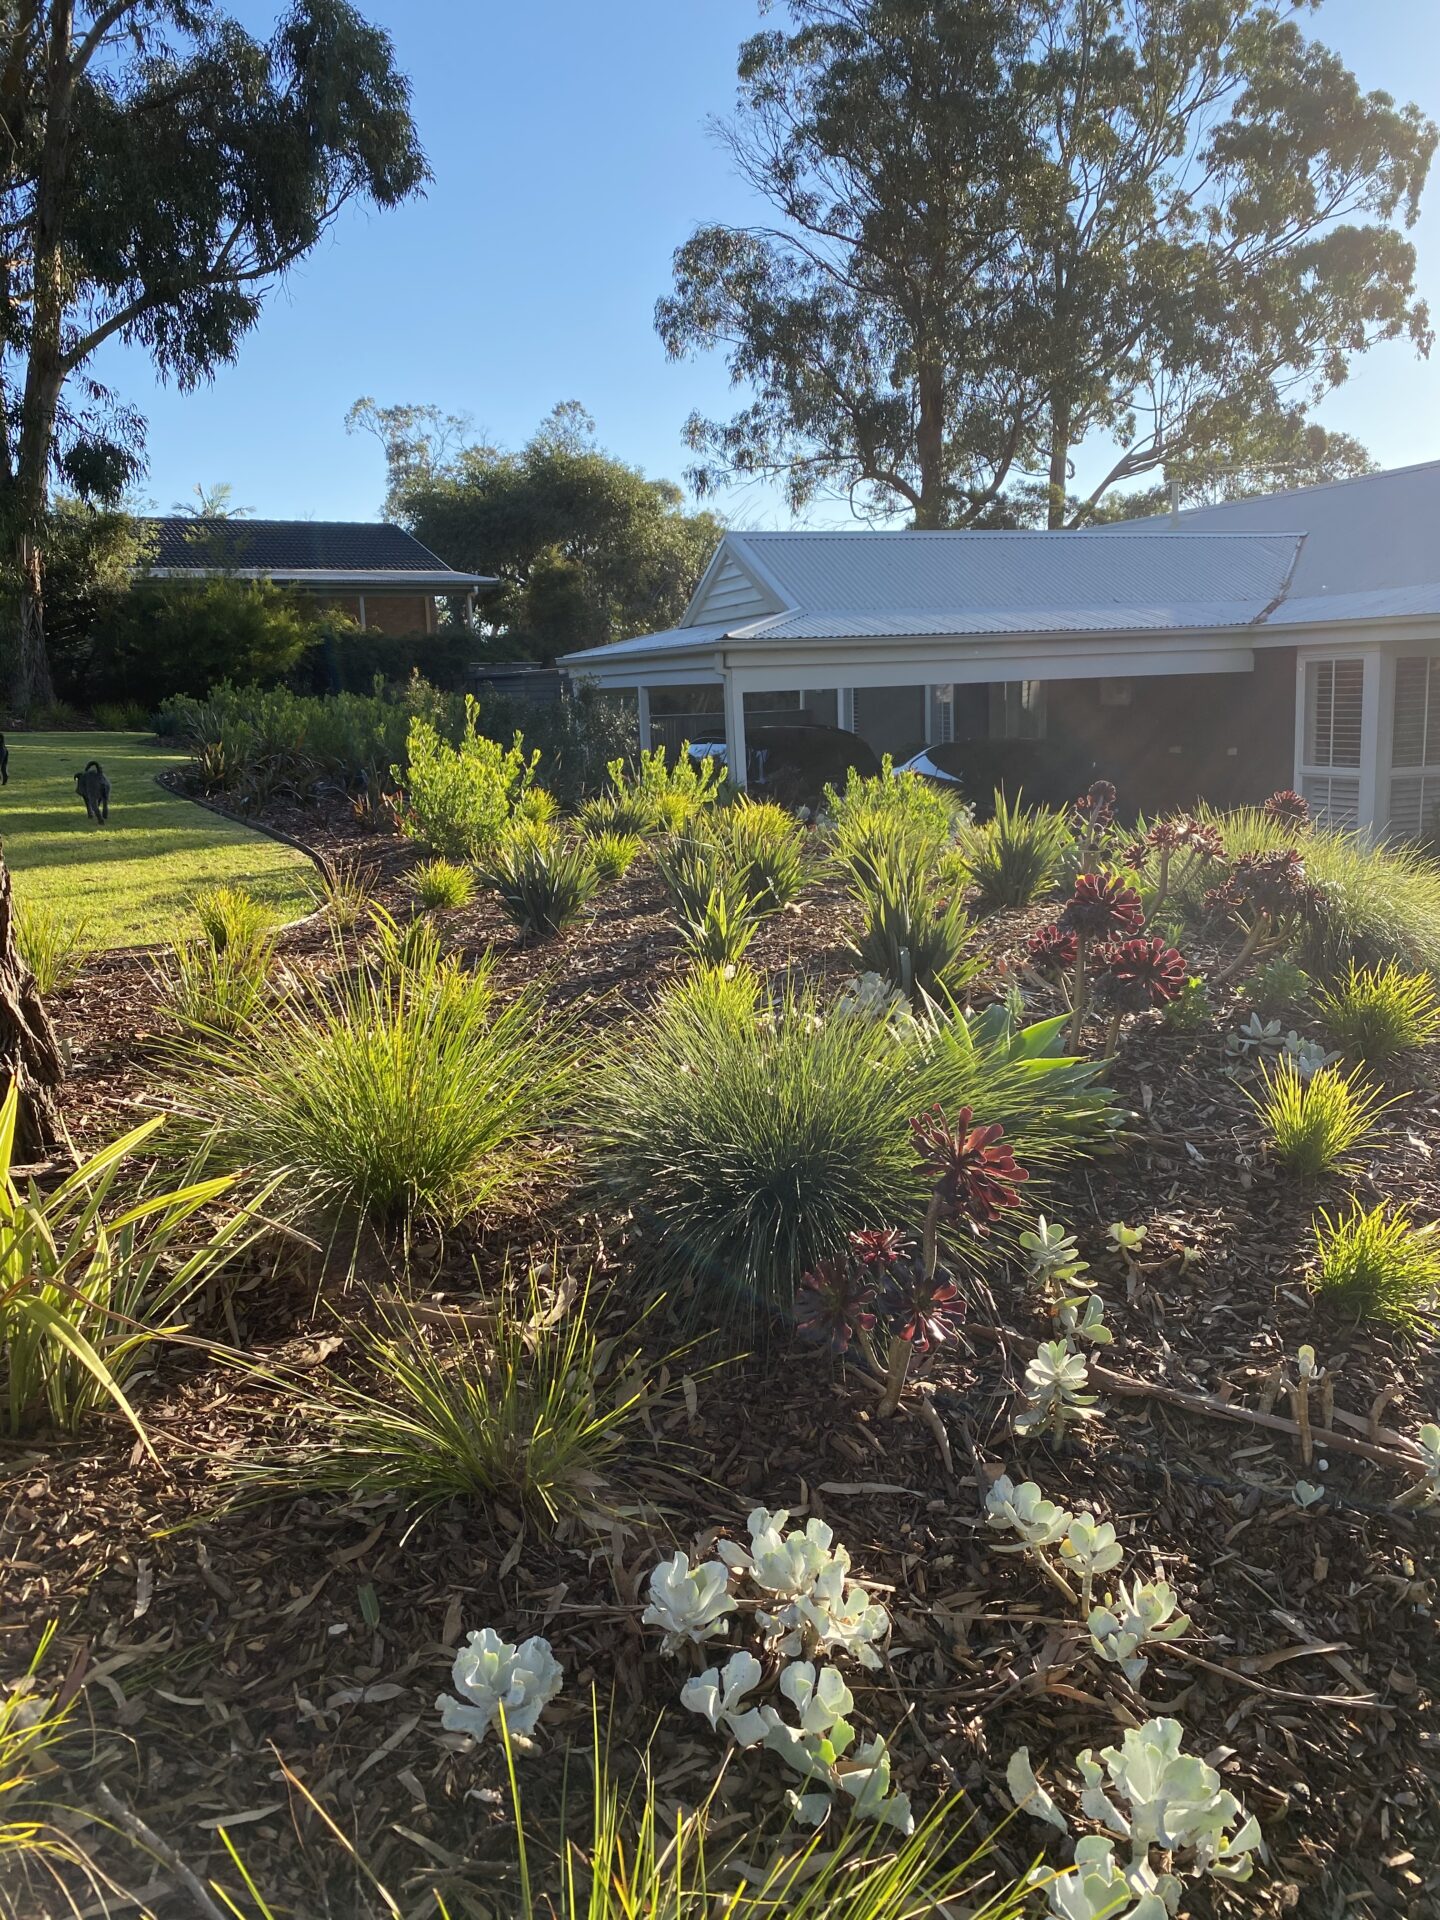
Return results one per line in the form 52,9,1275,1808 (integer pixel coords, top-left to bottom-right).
726,1508,889,1668
832,971,912,1026
1059,1512,1124,1585
1021,1216,1090,1286
833,1733,914,1833
642,1551,736,1648
1015,1340,1099,1439
1077,1717,1264,1882
1087,1578,1191,1685
437,1629,563,1744
1292,1480,1325,1509
1059,1291,1113,1347
1106,1221,1148,1254
721,1508,839,1598
784,1563,891,1670
1226,1012,1283,1056
679,1650,770,1748
985,1474,1074,1549
1281,1031,1341,1079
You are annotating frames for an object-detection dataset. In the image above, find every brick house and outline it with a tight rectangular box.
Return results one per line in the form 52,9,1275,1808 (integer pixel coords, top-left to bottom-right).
142,518,495,634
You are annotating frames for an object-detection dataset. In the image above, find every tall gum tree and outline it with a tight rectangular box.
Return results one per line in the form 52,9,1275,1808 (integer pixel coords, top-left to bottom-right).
0,0,427,706
658,0,1435,528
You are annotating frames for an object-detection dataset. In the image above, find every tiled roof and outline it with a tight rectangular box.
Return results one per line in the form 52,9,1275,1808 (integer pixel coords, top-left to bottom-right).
144,517,472,576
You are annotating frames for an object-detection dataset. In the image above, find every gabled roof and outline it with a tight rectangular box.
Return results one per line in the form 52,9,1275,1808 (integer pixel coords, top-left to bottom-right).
142,517,494,588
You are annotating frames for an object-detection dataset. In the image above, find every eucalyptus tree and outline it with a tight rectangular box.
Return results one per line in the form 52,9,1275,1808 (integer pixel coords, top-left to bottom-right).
659,0,1434,527
0,0,427,705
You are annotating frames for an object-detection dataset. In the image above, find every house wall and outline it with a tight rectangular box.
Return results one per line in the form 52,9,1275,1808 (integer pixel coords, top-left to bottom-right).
316,591,436,633
852,683,927,759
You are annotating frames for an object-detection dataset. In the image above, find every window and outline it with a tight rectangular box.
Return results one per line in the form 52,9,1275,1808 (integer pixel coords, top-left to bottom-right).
929,684,955,745
1298,657,1364,828
1389,656,1440,841
989,681,1046,741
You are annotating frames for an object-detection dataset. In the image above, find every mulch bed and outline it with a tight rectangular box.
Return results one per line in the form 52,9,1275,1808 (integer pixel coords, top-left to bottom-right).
4,792,1438,1919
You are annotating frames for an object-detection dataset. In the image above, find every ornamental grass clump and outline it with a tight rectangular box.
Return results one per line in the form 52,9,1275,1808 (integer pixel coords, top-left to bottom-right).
1314,959,1440,1066
407,857,475,911
589,829,642,883
1309,1199,1440,1332
1251,1056,1395,1178
191,882,276,953
155,927,276,1038
480,823,600,941
721,796,809,913
14,902,96,996
964,790,1072,910
170,944,573,1230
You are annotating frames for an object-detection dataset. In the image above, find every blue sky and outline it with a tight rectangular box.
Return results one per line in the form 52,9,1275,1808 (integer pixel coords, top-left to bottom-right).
95,0,1440,529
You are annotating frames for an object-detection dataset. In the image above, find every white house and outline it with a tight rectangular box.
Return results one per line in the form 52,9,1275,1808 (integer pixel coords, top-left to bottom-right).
559,461,1440,836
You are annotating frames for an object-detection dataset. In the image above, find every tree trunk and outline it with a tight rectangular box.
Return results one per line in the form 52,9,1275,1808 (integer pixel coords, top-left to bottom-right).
1047,396,1071,529
14,534,54,710
913,352,947,529
0,848,64,1156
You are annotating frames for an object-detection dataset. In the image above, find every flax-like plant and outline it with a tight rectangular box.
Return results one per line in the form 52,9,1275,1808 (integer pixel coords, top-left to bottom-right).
407,857,476,910
14,902,95,995
480,826,600,941
168,945,573,1230
155,928,277,1038
242,1275,654,1523
1250,1057,1395,1178
721,797,810,913
0,1087,259,1440
191,883,276,953
1310,1200,1440,1332
846,851,981,1003
677,880,760,966
1314,960,1440,1066
654,826,726,922
963,790,1072,911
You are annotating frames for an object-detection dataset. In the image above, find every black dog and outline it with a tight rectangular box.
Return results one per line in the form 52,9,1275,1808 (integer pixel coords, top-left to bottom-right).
75,759,109,823
0,733,8,786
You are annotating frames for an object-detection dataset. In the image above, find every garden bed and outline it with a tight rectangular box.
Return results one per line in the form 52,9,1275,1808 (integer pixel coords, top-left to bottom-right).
5,784,1439,1919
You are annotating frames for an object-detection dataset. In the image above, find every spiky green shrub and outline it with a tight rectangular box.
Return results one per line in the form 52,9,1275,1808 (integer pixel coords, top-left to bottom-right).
367,907,445,980
824,760,961,888
481,825,600,941
1172,807,1440,975
398,697,543,860
721,797,809,913
676,881,759,966
846,852,980,1003
191,883,276,954
1314,960,1440,1066
169,946,573,1229
589,830,642,883
408,857,476,910
581,744,727,839
317,856,375,932
156,930,276,1037
963,791,1072,910
654,828,727,922
244,1278,651,1523
14,902,95,995
584,970,1116,1316
1310,1199,1440,1332
1250,1057,1394,1177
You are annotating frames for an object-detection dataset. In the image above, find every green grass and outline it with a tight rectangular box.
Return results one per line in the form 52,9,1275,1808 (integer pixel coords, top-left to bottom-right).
2,733,316,948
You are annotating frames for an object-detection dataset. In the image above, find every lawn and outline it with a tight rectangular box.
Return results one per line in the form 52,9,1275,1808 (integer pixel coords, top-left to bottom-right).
1,731,318,946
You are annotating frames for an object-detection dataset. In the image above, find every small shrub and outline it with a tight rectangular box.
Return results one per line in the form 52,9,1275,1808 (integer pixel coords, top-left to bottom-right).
408,857,476,910
1310,1199,1440,1332
1250,954,1313,1012
170,946,573,1229
318,857,376,932
91,699,151,731
654,828,726,922
677,880,759,966
964,790,1072,910
398,696,542,860
584,744,727,838
1251,1057,1394,1177
721,797,808,913
847,852,981,1003
15,901,95,994
589,830,642,883
367,907,445,979
1314,960,1440,1066
481,825,599,940
191,883,275,953
825,760,961,889
157,932,275,1037
247,1277,651,1523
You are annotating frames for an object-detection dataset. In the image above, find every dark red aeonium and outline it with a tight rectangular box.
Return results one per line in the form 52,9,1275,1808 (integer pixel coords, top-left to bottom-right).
848,1226,909,1268
909,1104,1029,1228
1073,779,1118,835
1263,788,1311,828
1026,922,1079,976
1059,871,1145,941
880,1263,964,1354
794,1256,877,1354
1093,936,1188,1013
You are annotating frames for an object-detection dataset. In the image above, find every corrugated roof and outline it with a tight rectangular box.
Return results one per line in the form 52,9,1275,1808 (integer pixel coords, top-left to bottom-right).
144,517,476,577
728,528,1300,628
562,620,741,664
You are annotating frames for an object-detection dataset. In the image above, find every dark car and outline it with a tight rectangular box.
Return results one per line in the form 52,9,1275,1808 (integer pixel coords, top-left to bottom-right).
690,724,881,804
896,737,1099,814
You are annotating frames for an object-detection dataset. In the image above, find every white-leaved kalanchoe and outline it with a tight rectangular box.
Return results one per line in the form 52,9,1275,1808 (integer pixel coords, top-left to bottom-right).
1039,1834,1178,1920
1293,1480,1325,1509
1059,1291,1113,1347
1087,1578,1190,1685
437,1629,563,1745
1059,1512,1124,1585
1106,1221,1148,1253
1021,1216,1089,1286
985,1474,1073,1549
1076,1716,1264,1882
679,1650,769,1748
778,1659,853,1738
1418,1423,1440,1501
834,1733,914,1834
1015,1340,1099,1440
720,1508,840,1599
642,1551,736,1648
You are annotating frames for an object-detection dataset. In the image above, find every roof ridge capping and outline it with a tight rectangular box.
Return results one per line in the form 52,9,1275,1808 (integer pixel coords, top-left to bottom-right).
734,526,1304,540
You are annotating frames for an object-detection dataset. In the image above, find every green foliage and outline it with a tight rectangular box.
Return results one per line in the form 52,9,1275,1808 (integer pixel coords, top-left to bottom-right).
846,852,980,1003
191,883,275,954
676,880,760,967
824,760,962,886
461,682,638,809
722,796,809,912
399,696,543,861
1162,974,1212,1032
246,1277,652,1524
964,791,1072,910
14,901,94,994
407,857,476,910
1314,960,1440,1066
658,1,1430,525
1310,1199,1440,1332
654,828,726,922
1249,954,1314,1012
157,932,276,1038
589,830,642,883
318,857,377,933
1251,1057,1394,1177
83,576,324,708
90,700,152,731
611,743,728,836
481,825,600,941
0,1622,96,1905
359,398,724,662
0,1088,258,1440
169,945,573,1230
1173,808,1440,976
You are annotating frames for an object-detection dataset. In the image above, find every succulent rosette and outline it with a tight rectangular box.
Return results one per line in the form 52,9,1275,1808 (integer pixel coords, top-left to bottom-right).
1093,936,1188,1012
909,1104,1028,1225
1059,872,1144,941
